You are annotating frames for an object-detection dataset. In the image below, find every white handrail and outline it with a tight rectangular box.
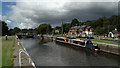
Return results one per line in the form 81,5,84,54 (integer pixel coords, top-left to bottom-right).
16,35,36,68
19,47,36,68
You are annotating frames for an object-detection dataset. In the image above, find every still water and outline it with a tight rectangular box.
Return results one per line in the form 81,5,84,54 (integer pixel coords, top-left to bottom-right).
20,38,120,66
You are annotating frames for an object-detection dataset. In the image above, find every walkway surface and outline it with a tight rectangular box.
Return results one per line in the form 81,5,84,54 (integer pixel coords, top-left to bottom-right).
13,37,36,68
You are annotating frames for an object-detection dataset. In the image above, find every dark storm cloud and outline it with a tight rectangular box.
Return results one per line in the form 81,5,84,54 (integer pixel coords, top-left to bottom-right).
62,2,118,21
7,2,118,28
118,1,120,15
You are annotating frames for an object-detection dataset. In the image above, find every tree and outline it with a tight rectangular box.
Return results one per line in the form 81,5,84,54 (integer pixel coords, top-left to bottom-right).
71,18,81,26
46,24,52,34
28,29,35,33
12,27,21,35
21,29,28,33
0,21,9,36
55,26,61,30
0,21,2,36
9,29,14,35
62,23,71,33
85,15,120,35
36,24,52,34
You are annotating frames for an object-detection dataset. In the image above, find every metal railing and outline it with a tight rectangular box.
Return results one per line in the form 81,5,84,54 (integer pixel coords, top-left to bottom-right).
16,35,36,68
19,49,36,68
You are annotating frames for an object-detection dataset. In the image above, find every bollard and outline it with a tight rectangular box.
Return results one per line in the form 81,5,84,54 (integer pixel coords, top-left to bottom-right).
5,35,8,40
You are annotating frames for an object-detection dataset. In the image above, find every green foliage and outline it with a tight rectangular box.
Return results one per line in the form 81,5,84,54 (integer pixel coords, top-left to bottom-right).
0,21,2,36
20,29,28,33
0,21,8,36
62,23,71,33
36,24,52,34
13,27,21,34
55,26,61,30
2,36,15,66
1,15,119,35
27,29,35,33
85,15,120,35
9,29,14,35
71,18,81,26
54,26,61,34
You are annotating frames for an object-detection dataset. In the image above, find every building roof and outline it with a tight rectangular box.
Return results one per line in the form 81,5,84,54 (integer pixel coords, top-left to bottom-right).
80,25,87,28
86,26,91,29
71,26,80,29
70,25,92,30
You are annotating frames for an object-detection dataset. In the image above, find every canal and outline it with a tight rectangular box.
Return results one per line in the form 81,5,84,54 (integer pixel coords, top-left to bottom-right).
20,38,120,66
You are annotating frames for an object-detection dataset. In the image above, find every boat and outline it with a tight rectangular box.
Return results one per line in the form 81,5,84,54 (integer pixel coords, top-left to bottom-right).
33,35,44,40
55,37,100,53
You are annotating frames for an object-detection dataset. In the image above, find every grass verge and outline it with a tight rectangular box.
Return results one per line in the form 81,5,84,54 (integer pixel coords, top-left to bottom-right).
0,36,2,67
91,39,119,45
2,36,15,66
76,38,119,45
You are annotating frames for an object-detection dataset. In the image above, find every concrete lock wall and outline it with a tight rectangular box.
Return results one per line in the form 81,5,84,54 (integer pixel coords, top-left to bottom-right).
93,42,120,55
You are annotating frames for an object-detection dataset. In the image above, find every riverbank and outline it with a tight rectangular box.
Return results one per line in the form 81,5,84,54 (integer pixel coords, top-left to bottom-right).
0,36,2,67
77,37,120,55
2,36,15,66
1,36,36,68
44,35,120,55
44,35,119,45
92,41,120,55
13,36,36,67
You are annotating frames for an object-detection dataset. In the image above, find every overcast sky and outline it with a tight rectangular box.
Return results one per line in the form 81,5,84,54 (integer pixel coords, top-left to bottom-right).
1,0,119,29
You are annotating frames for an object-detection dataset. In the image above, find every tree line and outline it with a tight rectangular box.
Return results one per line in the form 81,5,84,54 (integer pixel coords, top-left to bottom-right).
0,15,119,36
0,20,52,36
84,15,120,35
56,15,120,35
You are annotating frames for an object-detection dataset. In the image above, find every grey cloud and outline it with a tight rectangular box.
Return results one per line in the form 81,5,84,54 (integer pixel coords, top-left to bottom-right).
6,2,118,28
63,2,118,20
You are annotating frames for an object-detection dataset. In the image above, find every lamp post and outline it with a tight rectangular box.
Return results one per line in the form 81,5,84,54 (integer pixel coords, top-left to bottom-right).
62,21,63,36
76,24,78,37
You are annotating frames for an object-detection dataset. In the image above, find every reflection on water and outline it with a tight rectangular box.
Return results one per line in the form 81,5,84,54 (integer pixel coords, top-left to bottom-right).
20,38,120,66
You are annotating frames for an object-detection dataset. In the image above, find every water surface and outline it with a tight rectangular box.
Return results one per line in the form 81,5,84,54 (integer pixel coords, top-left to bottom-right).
21,38,120,66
